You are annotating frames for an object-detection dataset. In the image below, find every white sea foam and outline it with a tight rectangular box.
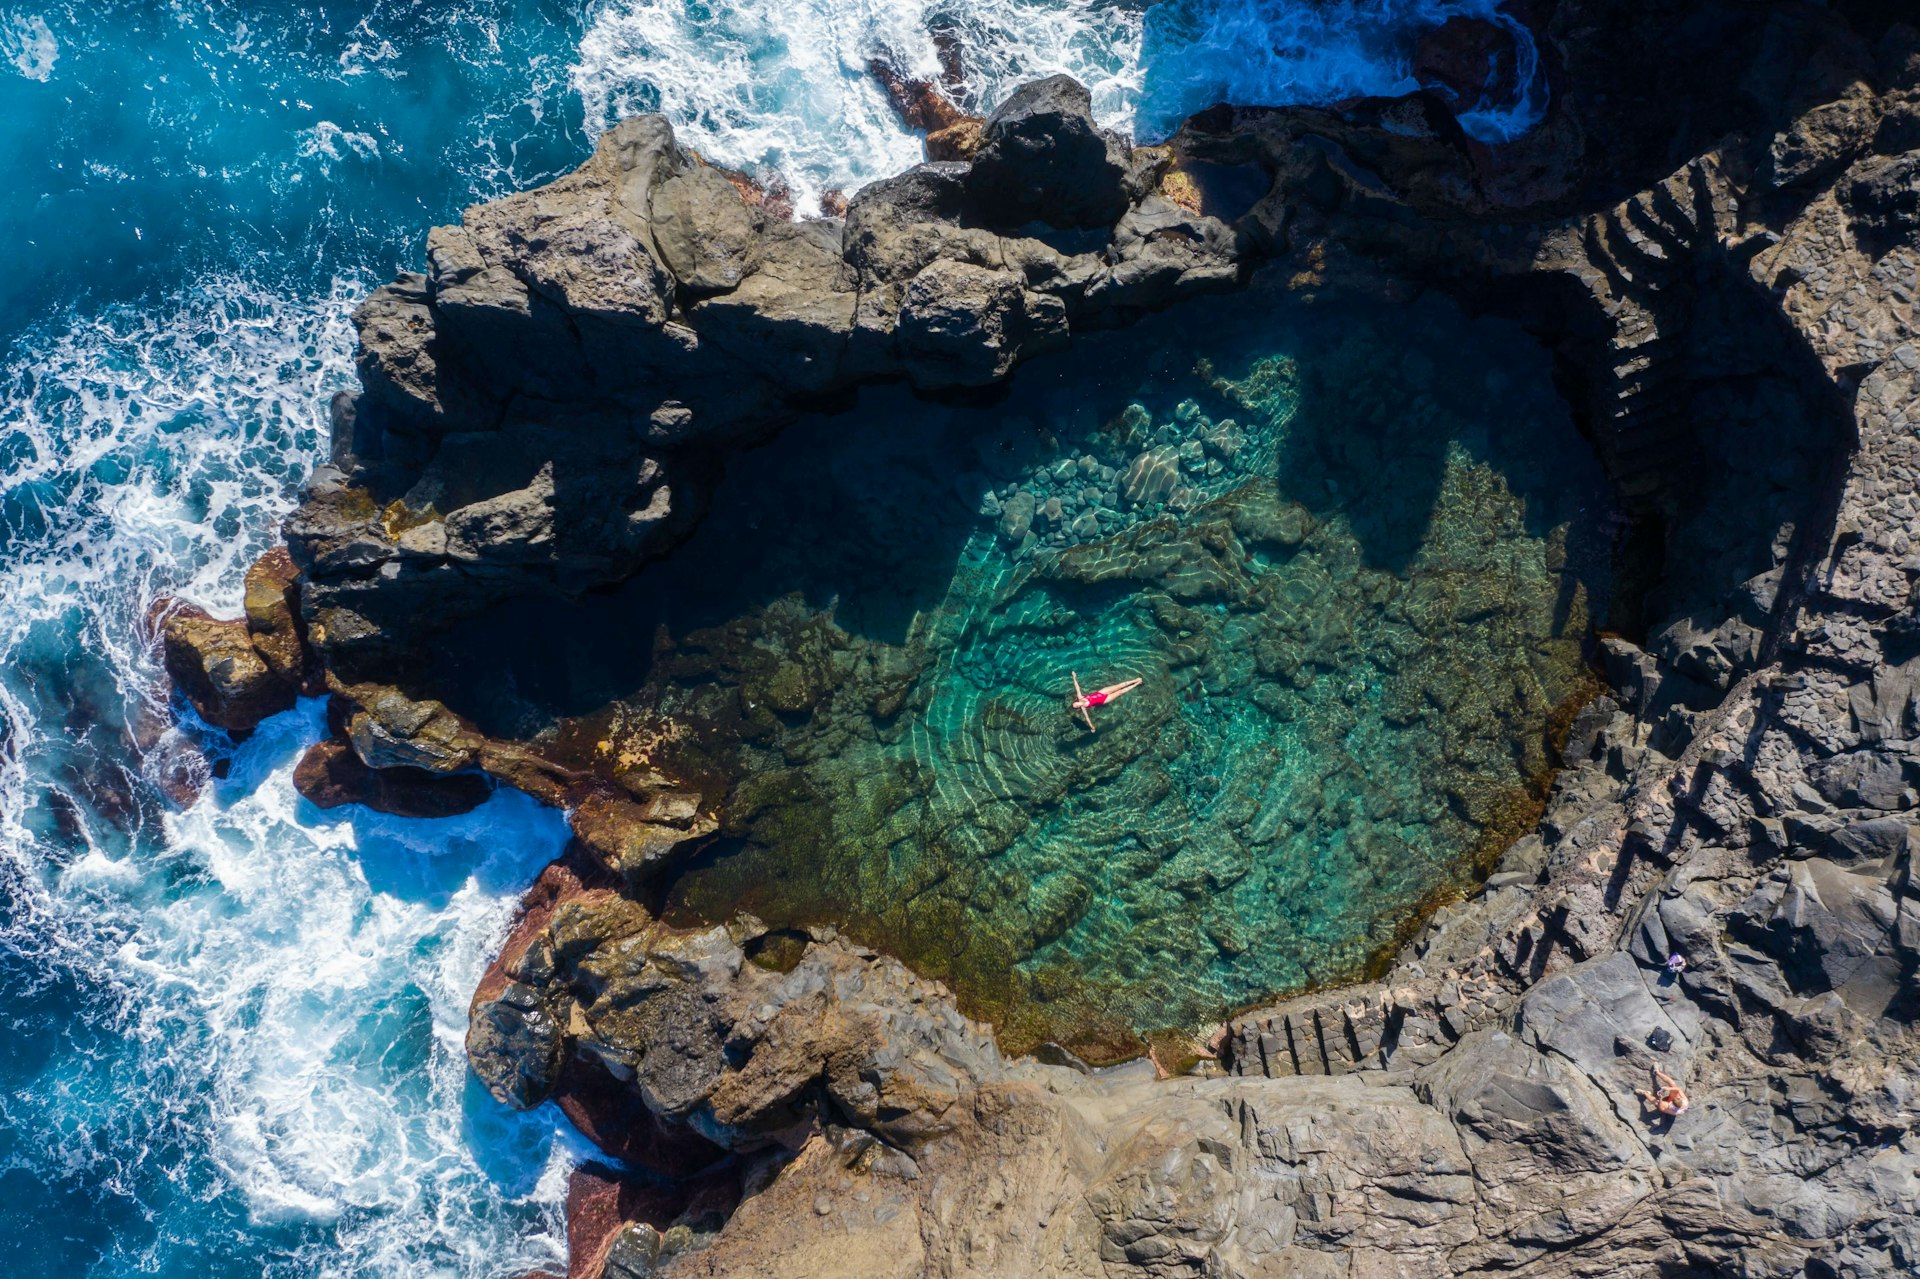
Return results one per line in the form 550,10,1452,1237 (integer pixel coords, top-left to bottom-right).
0,276,576,1276
160,702,576,1266
300,121,384,166
571,0,1145,215
572,0,1542,214
2,11,58,81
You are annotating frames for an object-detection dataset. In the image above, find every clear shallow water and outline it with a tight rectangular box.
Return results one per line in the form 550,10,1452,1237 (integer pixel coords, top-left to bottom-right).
0,1,1555,1274
429,284,1612,1060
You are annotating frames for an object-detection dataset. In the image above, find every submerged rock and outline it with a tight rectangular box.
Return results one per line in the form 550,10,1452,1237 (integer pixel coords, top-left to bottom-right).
1119,446,1181,507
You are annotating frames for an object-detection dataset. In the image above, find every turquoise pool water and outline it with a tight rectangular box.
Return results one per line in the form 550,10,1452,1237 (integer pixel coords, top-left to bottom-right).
446,280,1613,1058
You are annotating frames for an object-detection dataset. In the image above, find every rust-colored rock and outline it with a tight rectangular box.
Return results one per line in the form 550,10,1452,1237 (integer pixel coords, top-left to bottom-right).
160,604,296,733
552,1054,731,1177
568,788,717,880
927,118,984,162
869,53,984,161
242,547,311,691
563,1162,740,1279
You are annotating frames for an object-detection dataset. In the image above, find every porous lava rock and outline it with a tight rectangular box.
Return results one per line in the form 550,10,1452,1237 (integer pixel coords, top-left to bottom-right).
160,4,1920,1275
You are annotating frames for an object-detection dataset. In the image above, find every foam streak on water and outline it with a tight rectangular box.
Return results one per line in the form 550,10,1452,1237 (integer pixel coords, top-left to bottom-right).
0,5,595,1272
0,280,579,1276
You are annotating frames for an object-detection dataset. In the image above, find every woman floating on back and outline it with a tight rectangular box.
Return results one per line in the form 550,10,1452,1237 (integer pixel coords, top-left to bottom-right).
1070,672,1143,731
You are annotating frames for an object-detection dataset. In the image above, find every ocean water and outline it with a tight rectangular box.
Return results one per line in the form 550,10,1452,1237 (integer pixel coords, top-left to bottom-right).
0,1,1556,1274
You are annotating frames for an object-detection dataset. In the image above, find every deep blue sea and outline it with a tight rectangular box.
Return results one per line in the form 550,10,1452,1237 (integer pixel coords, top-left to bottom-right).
0,2,1543,1274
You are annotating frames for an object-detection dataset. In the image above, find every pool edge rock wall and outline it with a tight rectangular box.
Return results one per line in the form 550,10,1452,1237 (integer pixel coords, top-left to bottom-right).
161,3,1920,1276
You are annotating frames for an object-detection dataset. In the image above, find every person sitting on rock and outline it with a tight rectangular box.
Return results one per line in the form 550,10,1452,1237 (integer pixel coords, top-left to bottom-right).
1637,1067,1690,1118
1070,672,1143,731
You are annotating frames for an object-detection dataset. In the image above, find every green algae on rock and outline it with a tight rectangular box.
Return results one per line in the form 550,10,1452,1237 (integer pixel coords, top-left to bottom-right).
437,277,1615,1059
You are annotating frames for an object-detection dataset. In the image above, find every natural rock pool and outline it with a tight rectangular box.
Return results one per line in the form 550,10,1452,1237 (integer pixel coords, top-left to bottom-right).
443,276,1614,1058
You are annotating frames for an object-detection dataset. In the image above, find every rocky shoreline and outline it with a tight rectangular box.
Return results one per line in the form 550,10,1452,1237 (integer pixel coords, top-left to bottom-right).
156,1,1920,1274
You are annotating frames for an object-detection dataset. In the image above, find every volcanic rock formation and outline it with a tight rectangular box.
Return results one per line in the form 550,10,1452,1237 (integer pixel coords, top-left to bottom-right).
157,1,1920,1275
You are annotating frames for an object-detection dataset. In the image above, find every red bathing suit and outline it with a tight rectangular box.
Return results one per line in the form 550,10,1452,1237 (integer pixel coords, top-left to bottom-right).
1084,691,1110,707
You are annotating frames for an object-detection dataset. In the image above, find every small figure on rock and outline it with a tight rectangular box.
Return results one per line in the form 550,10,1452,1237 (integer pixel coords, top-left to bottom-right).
1665,952,1687,975
1636,1067,1690,1119
1070,672,1143,731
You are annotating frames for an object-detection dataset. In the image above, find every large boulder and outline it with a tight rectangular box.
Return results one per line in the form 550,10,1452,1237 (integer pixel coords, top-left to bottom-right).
336,682,486,773
242,547,310,691
649,166,761,296
1730,857,1916,1020
569,788,718,882
160,606,296,733
466,979,566,1109
688,220,858,394
965,75,1138,229
351,274,459,437
292,737,491,818
867,53,984,162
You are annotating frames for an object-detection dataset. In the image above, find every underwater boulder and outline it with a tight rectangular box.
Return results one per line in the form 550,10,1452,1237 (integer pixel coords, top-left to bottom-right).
999,489,1037,542
1120,446,1182,507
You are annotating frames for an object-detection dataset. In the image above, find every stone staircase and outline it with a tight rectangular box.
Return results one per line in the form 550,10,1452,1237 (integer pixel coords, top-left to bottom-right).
1224,969,1521,1077
1546,156,1745,507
